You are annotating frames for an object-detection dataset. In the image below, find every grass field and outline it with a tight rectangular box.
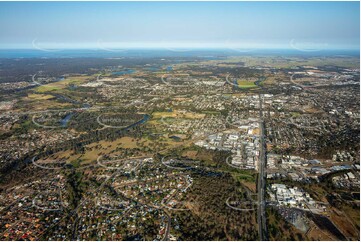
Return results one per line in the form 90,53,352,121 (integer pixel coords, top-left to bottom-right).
230,170,256,183
22,95,72,111
151,111,177,119
35,76,90,93
28,93,55,100
46,135,187,164
35,85,61,92
237,79,257,88
46,137,151,164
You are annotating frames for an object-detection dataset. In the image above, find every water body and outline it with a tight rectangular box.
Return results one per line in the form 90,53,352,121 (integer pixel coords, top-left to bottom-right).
146,67,160,72
82,103,91,109
53,77,65,82
233,79,238,86
60,113,74,127
112,69,135,75
166,66,173,71
68,84,77,90
124,114,150,130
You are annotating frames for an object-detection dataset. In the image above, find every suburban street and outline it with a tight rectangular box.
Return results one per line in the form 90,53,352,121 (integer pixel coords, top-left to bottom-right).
258,94,268,241
163,211,171,241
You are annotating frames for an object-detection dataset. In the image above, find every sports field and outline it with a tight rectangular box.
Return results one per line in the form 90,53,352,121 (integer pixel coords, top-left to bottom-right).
237,79,257,88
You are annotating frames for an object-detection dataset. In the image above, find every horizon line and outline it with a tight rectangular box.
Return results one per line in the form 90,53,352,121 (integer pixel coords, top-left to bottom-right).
0,47,360,51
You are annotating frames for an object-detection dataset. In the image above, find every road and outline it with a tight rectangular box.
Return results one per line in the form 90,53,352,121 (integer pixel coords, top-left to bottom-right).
163,210,171,241
290,73,305,89
258,94,268,241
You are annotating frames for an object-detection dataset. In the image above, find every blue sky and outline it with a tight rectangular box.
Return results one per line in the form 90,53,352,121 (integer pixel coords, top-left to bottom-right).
0,1,359,50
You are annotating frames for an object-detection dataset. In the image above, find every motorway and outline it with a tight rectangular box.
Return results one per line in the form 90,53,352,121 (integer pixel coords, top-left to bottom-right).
258,94,268,241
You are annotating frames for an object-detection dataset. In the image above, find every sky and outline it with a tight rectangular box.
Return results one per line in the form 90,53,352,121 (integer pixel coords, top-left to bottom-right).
0,1,359,50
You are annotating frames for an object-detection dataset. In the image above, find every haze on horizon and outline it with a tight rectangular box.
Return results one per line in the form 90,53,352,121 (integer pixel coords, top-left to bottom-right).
0,1,359,50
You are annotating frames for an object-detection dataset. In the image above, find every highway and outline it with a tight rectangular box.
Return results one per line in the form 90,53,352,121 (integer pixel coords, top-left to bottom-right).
258,94,268,241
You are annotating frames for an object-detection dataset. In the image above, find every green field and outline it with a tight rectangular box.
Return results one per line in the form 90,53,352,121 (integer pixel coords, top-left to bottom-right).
237,79,257,88
34,76,89,93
